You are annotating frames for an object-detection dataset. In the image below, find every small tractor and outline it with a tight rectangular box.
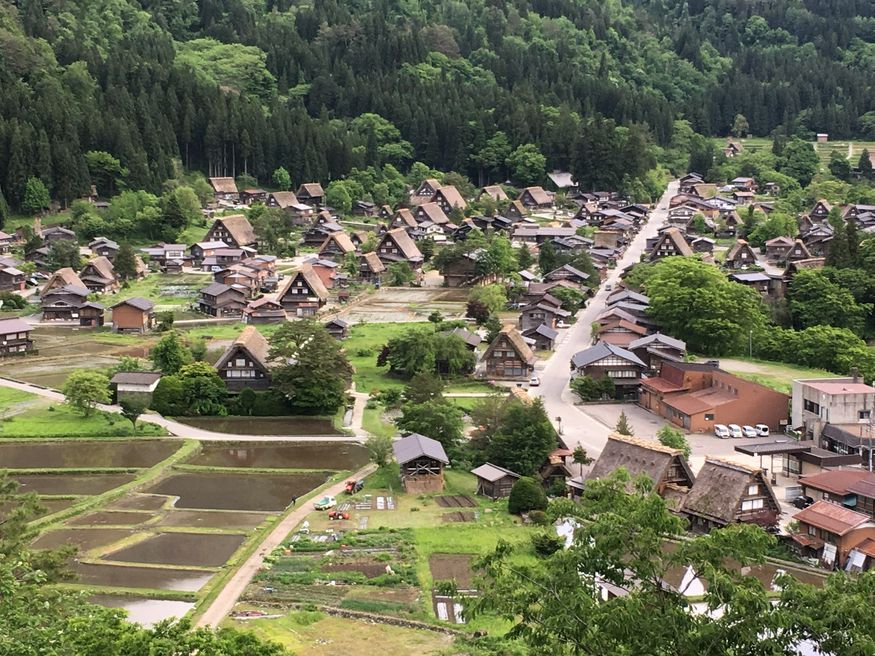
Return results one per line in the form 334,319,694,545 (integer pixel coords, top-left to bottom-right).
327,510,350,520
344,479,364,494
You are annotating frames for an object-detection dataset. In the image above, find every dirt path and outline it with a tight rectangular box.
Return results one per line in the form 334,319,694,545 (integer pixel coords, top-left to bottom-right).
195,463,377,628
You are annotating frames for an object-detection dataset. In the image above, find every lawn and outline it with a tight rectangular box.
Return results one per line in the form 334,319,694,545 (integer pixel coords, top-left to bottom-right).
0,386,39,407
230,610,453,656
361,406,396,439
101,273,210,309
344,322,421,393
0,403,166,438
709,357,840,394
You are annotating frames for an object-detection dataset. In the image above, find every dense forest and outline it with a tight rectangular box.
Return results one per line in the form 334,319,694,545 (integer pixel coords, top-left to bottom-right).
0,0,873,207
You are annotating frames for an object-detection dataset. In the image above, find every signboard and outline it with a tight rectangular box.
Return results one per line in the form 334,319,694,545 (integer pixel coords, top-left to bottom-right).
822,542,837,567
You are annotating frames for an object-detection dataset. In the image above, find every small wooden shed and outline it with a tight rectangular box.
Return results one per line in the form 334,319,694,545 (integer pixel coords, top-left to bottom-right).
392,433,449,494
471,463,520,500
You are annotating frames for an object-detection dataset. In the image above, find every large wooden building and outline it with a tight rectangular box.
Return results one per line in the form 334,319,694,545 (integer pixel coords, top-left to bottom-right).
214,326,273,392
392,433,449,493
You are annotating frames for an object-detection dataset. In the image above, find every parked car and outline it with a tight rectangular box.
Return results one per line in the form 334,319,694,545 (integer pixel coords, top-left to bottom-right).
755,424,770,437
556,320,570,329
727,424,744,438
714,424,730,439
313,495,337,510
741,425,758,438
605,283,613,291
529,376,541,387
793,495,814,510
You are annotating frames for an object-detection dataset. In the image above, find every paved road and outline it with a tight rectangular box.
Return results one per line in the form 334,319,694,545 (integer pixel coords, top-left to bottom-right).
195,463,377,628
531,180,679,459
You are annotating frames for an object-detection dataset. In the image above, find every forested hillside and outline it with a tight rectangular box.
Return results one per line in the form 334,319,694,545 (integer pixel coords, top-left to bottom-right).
0,0,873,208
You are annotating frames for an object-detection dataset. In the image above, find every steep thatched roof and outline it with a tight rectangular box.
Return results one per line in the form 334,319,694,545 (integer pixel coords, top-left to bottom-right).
587,433,695,492
681,458,780,526
215,325,272,371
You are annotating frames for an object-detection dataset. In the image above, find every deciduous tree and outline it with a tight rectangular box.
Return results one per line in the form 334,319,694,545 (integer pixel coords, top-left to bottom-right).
62,370,110,417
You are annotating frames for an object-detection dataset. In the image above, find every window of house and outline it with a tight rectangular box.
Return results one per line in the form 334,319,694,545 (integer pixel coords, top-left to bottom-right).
704,413,714,421
235,358,245,367
860,410,871,420
747,484,759,496
741,499,764,511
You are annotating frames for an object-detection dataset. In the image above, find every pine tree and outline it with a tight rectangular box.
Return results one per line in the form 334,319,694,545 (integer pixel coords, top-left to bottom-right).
859,149,873,180
825,208,851,269
615,410,634,436
114,244,138,281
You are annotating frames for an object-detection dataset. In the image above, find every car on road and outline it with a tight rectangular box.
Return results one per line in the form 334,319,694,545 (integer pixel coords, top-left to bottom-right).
727,424,744,438
313,495,337,510
755,424,770,437
529,376,541,387
741,425,758,438
556,321,570,329
605,283,613,291
714,424,730,439
793,495,814,510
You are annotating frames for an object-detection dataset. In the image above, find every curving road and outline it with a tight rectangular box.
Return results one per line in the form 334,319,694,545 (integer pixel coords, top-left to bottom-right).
530,180,679,460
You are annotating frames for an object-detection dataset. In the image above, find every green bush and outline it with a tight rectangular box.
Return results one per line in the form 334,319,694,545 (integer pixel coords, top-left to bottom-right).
531,532,563,557
528,509,549,525
508,476,548,515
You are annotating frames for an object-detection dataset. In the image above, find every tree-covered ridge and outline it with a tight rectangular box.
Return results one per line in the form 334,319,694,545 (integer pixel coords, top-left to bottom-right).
0,0,872,209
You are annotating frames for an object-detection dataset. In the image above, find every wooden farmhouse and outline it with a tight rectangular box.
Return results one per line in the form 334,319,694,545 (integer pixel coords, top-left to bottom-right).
471,463,520,499
214,326,273,393
392,433,450,493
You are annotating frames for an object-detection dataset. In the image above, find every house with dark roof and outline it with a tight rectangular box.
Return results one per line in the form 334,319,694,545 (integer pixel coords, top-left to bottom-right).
214,326,273,392
110,297,155,334
393,433,449,493
518,186,552,208
325,318,350,340
277,265,329,316
296,182,325,206
243,297,286,324
571,342,647,400
505,199,527,221
204,215,258,249
647,227,694,261
208,177,239,202
518,301,569,333
358,252,386,284
522,323,559,351
681,459,781,532
791,500,875,569
430,185,467,214
799,470,872,509
628,333,686,372
765,236,795,261
723,239,758,270
0,318,34,356
587,433,695,501
544,264,590,286
240,188,268,205
41,284,104,325
0,265,25,292
729,271,772,296
446,327,481,351
198,282,247,318
471,463,520,499
89,237,119,260
483,325,537,380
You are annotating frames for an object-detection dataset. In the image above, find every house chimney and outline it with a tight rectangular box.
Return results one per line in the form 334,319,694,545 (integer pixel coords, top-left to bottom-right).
852,367,861,384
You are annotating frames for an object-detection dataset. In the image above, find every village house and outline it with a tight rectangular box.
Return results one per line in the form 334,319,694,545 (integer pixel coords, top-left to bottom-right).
110,297,155,334
571,342,647,400
325,318,350,340
0,265,25,292
798,470,872,509
723,140,742,158
243,297,286,324
296,182,325,206
213,266,259,297
239,188,268,205
596,317,649,347
198,282,247,318
801,225,833,257
41,284,103,326
266,190,298,210
639,361,790,433
810,199,832,222
410,178,442,206
414,202,450,226
358,252,386,285
204,215,258,250
214,325,273,392
352,200,378,217
109,372,161,405
505,199,527,221
41,226,77,245
277,265,329,317
77,256,118,294
430,185,467,214
522,323,559,351
0,231,14,254
302,215,343,246
480,185,508,202
375,228,424,269
679,173,704,194
483,325,537,380
544,264,591,286
140,243,187,272
791,500,875,570
723,239,759,270
764,235,795,261
189,240,237,267
729,271,772,296
471,463,520,499
209,177,239,202
89,237,119,260
627,333,686,373
390,208,418,232
681,459,781,532
790,377,875,458
393,433,449,493
518,300,569,332
647,227,694,261
0,318,34,356
587,433,695,501
41,268,84,298
439,252,478,288
318,232,356,260
518,186,553,209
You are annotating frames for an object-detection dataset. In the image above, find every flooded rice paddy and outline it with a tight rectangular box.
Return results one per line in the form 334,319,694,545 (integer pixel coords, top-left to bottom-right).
176,416,341,436
14,473,137,495
88,595,195,628
0,440,178,469
105,533,246,567
32,528,136,552
146,471,330,511
69,511,155,526
191,442,367,470
74,562,215,592
155,510,269,529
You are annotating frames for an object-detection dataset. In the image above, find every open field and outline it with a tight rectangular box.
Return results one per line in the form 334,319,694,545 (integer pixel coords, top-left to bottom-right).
337,287,469,325
100,273,212,312
706,357,840,394
715,137,875,169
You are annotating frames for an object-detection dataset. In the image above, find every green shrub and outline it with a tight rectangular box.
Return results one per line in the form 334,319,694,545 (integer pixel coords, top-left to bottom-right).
289,610,324,625
508,476,548,515
531,532,563,557
528,510,549,525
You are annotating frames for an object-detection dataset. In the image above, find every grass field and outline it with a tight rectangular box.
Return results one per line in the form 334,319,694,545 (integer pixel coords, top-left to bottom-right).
1,403,166,437
344,322,419,393
707,357,840,394
716,137,875,169
101,273,211,310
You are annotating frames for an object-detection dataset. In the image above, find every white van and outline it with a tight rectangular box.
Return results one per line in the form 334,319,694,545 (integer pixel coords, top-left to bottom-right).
755,424,770,437
714,424,730,439
728,424,744,439
741,425,758,438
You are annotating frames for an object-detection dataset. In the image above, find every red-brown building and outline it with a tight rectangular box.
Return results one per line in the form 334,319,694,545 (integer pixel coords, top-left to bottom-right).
110,297,155,334
640,362,789,432
792,500,875,569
